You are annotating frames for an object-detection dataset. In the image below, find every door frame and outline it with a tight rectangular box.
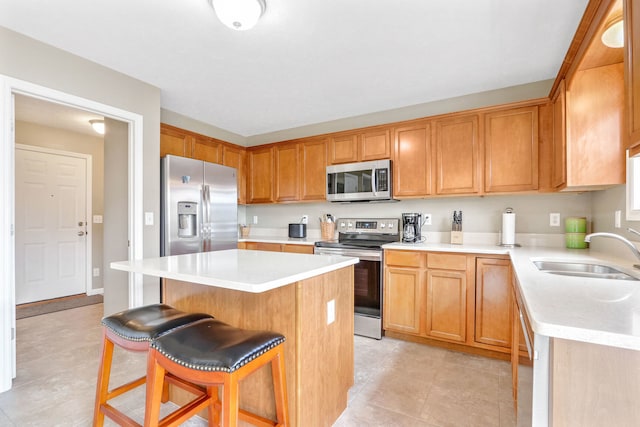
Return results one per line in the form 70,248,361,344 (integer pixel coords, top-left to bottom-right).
15,144,94,300
0,75,144,393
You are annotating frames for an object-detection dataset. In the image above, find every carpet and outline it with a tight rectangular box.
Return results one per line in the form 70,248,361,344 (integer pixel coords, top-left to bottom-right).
16,294,103,319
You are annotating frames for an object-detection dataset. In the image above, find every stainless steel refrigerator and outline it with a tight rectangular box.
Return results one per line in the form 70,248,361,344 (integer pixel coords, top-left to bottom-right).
161,155,238,256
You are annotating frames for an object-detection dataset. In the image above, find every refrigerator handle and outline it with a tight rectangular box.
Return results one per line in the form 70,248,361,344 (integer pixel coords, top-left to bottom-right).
203,184,211,251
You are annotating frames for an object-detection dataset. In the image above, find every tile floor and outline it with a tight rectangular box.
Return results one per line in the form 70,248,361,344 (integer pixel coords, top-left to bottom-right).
0,304,524,426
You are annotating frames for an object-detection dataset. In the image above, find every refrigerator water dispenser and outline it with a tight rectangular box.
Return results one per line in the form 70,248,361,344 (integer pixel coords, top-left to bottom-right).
177,201,198,237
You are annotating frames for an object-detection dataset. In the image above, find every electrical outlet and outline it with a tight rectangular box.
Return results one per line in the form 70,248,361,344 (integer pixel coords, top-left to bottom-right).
423,213,432,226
93,268,100,277
549,213,560,227
302,215,308,224
327,299,335,325
615,210,622,228
253,215,258,225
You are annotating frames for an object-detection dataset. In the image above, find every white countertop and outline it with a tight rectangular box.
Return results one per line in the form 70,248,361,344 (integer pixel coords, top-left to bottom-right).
111,249,358,293
384,241,640,351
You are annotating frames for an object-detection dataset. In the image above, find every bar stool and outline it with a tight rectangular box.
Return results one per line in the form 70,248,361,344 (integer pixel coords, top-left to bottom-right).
93,304,213,427
144,318,289,427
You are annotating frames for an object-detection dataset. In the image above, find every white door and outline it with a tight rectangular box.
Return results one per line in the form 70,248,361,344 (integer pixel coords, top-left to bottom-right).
15,147,88,304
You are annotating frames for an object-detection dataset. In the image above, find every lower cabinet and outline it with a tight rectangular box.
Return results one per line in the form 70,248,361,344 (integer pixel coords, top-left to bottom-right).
475,257,512,349
384,250,514,355
241,241,314,254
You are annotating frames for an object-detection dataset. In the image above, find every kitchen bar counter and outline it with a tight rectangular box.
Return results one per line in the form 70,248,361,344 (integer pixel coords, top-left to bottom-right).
111,249,357,427
384,242,640,351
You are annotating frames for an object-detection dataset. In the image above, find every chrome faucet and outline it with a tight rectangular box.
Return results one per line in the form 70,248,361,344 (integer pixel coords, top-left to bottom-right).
584,228,640,269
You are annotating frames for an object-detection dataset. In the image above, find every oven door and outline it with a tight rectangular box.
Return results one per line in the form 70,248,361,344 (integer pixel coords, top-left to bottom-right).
314,246,383,338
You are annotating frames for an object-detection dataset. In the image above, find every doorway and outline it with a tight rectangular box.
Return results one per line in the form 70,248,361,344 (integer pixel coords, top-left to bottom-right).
0,75,145,393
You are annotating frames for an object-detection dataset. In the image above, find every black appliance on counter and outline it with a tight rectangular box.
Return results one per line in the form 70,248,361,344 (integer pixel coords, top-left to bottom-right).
314,218,400,339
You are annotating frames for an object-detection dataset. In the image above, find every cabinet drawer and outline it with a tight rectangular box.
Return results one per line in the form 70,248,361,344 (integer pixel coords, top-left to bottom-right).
385,250,425,268
427,253,467,270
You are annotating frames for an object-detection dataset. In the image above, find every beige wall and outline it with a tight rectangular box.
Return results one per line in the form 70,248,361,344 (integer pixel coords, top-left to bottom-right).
15,120,105,291
1,26,162,312
245,192,593,236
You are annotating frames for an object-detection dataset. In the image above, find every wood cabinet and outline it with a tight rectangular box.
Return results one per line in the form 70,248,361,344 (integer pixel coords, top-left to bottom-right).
274,143,299,202
222,144,246,204
551,80,567,188
425,253,468,343
299,138,327,201
484,106,539,193
160,124,222,163
384,250,425,335
393,122,432,197
434,114,481,195
625,0,640,149
328,128,391,164
247,146,275,204
242,241,314,254
475,257,512,349
562,63,625,189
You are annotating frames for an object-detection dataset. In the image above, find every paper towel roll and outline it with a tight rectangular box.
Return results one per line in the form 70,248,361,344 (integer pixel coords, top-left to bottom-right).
502,212,516,245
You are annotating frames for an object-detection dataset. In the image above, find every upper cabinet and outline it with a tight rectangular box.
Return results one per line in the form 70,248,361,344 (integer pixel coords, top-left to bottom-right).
625,0,640,148
274,143,299,203
247,146,275,204
393,122,432,197
434,114,481,195
160,124,222,163
299,138,328,201
221,144,246,205
549,0,625,190
484,106,539,193
328,127,391,164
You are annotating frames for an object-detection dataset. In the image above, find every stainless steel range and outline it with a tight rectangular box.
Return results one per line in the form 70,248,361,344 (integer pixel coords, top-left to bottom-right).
314,218,400,339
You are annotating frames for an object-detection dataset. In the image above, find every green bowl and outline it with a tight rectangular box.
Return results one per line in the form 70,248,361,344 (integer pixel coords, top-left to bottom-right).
566,232,588,249
565,217,587,233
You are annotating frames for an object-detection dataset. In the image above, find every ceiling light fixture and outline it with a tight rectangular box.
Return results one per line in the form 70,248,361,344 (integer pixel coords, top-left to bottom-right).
209,0,266,31
601,17,624,48
89,119,105,135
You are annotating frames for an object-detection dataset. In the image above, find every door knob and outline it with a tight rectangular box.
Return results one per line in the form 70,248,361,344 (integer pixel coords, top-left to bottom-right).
77,231,85,236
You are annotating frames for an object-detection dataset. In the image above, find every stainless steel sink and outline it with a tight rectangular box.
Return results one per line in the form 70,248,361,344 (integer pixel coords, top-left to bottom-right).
533,260,639,281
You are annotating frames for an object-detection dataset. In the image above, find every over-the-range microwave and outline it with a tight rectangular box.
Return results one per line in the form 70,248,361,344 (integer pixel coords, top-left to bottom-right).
326,159,393,202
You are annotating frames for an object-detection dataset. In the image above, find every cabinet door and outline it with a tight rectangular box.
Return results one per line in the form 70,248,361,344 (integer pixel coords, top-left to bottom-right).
384,267,423,334
393,122,432,197
274,143,299,202
425,269,467,343
552,80,567,188
475,258,512,348
360,129,391,161
484,106,539,193
300,138,327,201
626,0,640,148
222,145,246,205
282,244,314,254
247,146,274,204
192,136,221,164
434,115,480,195
160,126,192,158
329,134,359,164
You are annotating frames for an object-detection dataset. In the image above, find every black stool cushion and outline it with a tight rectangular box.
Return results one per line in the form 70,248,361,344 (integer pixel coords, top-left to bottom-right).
151,319,285,373
101,304,213,342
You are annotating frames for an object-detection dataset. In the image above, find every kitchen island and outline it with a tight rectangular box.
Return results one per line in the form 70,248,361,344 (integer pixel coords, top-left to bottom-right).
111,249,358,427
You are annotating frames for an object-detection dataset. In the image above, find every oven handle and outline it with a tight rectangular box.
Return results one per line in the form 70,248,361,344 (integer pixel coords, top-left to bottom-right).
315,248,381,262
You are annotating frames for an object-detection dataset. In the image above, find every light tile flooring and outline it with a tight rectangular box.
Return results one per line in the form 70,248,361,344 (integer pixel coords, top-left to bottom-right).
0,304,523,426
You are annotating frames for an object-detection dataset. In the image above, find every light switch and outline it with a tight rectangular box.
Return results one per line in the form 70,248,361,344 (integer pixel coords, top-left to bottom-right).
93,215,103,224
145,212,154,226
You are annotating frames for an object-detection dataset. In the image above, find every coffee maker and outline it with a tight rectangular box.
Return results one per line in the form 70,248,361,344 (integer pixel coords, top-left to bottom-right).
402,213,424,243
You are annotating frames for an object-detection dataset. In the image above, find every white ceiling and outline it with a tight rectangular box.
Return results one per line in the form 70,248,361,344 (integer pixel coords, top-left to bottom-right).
1,0,589,138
